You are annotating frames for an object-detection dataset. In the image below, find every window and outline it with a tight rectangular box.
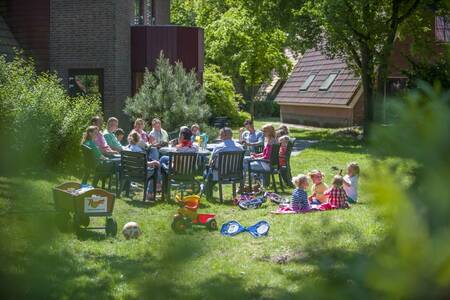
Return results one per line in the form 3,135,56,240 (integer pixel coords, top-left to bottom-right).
299,73,316,91
134,0,153,25
435,16,450,43
68,69,104,101
319,72,339,91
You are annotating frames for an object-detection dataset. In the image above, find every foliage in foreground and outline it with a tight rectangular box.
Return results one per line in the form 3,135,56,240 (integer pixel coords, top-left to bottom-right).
124,54,210,132
0,55,101,172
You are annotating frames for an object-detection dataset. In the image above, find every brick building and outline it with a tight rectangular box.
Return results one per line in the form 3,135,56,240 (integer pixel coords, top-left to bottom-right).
276,16,449,127
0,0,204,126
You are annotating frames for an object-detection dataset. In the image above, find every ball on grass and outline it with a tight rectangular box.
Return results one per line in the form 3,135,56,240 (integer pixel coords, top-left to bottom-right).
122,222,142,239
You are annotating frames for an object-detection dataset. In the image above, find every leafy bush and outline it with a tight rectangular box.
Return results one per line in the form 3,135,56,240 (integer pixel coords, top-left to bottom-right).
364,82,450,298
0,54,101,172
252,100,280,118
404,56,450,90
204,65,246,126
124,54,210,132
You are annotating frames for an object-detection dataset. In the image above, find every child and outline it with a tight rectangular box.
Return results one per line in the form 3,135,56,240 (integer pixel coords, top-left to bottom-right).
278,135,292,186
273,174,311,213
320,175,349,210
191,123,208,147
114,128,127,146
125,132,160,201
343,162,360,203
308,170,328,204
126,132,145,153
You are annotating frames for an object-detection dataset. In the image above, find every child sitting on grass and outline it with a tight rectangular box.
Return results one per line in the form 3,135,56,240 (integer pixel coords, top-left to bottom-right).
308,170,328,205
343,162,360,203
273,174,311,213
320,175,349,210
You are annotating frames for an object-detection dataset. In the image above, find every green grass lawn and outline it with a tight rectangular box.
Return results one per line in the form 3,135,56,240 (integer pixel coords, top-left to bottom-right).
0,126,385,299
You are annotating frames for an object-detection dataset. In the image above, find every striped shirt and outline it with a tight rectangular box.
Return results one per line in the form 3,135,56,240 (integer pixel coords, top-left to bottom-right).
291,188,310,211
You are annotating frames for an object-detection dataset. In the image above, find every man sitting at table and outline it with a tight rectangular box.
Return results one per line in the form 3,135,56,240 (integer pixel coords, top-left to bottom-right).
241,120,264,152
103,117,124,152
204,127,244,199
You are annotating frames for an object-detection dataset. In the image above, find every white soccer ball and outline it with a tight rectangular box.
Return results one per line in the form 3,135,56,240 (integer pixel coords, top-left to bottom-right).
122,221,142,240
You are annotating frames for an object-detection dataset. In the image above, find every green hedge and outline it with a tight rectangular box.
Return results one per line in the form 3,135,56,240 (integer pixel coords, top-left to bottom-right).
0,55,102,172
253,101,280,118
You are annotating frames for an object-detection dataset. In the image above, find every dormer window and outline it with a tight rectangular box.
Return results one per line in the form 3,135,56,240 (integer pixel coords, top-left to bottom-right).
319,72,339,91
436,16,450,43
299,73,317,91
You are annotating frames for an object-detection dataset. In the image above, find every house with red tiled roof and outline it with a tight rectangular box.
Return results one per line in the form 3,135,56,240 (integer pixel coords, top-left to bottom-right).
276,16,449,127
276,49,364,127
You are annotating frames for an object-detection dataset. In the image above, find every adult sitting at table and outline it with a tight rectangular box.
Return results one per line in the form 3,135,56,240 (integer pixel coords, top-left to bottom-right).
204,127,243,199
244,124,278,187
159,127,198,169
148,118,168,160
241,120,264,152
91,116,118,156
130,118,155,150
103,117,124,152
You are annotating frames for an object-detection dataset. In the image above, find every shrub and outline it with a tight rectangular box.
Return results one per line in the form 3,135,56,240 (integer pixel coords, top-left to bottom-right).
204,65,246,126
124,54,210,132
0,54,101,172
253,100,280,118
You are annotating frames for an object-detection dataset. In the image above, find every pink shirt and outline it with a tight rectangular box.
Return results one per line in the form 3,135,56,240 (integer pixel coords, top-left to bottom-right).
95,132,113,154
262,144,273,160
132,129,148,144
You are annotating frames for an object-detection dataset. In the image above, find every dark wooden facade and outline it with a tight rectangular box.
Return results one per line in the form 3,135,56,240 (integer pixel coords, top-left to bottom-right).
131,25,204,72
5,0,50,70
131,25,204,94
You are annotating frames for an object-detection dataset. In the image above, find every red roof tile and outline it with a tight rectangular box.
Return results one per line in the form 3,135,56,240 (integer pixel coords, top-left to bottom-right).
276,49,360,106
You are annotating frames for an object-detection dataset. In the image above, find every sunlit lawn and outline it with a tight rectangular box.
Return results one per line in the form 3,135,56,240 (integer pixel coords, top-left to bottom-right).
0,123,385,299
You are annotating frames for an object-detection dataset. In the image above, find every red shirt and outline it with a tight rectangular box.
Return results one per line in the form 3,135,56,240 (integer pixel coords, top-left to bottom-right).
325,186,348,208
279,145,287,166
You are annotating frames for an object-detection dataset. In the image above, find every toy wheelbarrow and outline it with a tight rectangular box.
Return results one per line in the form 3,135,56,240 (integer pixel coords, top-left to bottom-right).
53,182,118,237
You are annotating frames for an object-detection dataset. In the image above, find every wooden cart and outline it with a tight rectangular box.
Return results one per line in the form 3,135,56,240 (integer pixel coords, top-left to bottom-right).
53,182,117,236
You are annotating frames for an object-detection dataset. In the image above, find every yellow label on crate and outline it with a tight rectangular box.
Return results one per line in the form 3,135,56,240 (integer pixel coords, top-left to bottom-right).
84,195,107,213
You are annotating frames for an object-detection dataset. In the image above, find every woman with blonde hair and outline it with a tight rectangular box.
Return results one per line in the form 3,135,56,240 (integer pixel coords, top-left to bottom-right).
245,124,278,186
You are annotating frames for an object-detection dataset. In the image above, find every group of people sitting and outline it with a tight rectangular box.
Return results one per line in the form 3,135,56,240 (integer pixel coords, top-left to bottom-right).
80,116,294,202
274,162,360,214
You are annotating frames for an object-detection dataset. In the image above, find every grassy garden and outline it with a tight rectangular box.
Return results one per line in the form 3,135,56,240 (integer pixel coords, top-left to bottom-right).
0,124,386,299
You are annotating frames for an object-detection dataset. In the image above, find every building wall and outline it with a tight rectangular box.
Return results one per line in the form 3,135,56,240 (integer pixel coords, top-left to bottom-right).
49,0,134,125
6,0,50,70
280,105,356,128
153,0,170,25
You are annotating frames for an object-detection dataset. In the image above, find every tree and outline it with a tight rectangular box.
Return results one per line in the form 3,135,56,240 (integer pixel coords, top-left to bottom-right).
171,1,292,120
246,0,447,135
203,65,249,126
124,54,210,131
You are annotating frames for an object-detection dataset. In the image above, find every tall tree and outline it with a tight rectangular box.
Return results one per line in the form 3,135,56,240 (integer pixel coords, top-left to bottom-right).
288,0,441,135
171,1,292,120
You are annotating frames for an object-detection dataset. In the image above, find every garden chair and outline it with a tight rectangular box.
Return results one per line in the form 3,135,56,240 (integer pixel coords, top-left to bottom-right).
280,138,295,188
207,150,245,203
81,144,117,192
161,152,200,202
120,150,157,202
212,117,230,128
247,143,284,193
